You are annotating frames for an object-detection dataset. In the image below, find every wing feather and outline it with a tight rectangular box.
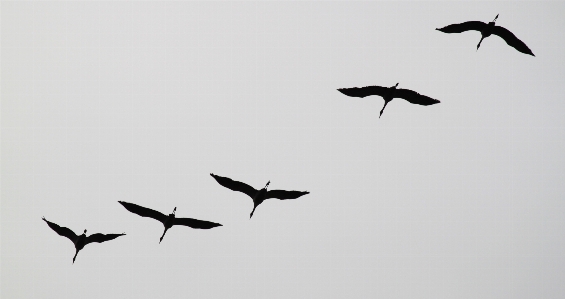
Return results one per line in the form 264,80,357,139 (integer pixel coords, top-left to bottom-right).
173,218,222,229
337,86,389,98
265,190,309,200
43,217,78,243
436,21,486,33
118,201,167,223
492,26,534,56
210,173,258,198
86,233,125,244
394,89,441,106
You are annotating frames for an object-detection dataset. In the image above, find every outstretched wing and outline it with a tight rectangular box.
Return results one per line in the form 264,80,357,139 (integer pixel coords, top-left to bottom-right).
337,86,389,98
492,26,535,56
394,89,441,106
86,233,125,244
173,217,222,229
118,201,167,223
42,217,77,243
210,173,258,198
436,21,486,33
265,190,309,200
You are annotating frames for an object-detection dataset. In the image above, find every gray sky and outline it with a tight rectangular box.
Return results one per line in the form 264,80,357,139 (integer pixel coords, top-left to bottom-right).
2,1,564,298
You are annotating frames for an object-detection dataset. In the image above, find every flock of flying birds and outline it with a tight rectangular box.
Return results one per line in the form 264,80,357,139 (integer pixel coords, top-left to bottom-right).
43,15,535,263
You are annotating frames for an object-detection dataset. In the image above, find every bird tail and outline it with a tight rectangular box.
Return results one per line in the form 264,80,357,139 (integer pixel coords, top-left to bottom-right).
379,102,389,118
250,206,257,219
477,36,485,51
72,250,79,264
159,228,168,244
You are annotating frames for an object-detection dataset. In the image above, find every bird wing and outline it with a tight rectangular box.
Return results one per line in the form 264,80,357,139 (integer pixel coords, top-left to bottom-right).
86,233,125,244
436,21,486,33
337,86,389,98
118,201,167,223
492,26,535,56
394,89,441,106
210,173,258,198
265,190,310,200
42,217,78,243
173,217,222,229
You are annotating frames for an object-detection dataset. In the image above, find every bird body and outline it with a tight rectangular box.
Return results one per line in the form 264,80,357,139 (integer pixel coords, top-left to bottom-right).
118,201,222,243
337,83,440,118
42,217,125,264
210,173,309,218
436,14,534,56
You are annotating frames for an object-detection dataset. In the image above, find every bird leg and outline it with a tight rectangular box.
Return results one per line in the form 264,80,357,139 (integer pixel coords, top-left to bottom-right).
159,228,169,244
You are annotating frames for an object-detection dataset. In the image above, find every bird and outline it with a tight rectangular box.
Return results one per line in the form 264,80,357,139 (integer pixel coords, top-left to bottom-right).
118,201,222,243
42,217,125,264
210,173,309,218
436,14,534,56
337,83,440,118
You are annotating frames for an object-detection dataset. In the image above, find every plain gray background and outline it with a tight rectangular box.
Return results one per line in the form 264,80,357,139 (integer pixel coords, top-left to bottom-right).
2,1,564,298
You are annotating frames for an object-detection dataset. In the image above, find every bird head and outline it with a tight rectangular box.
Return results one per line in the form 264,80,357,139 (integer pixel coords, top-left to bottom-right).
393,83,399,89
493,14,499,23
173,207,177,215
264,181,270,189
83,229,87,234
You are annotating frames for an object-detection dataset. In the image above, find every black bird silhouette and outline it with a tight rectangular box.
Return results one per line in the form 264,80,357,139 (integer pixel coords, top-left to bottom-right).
42,217,125,264
337,83,440,118
210,173,309,218
118,201,222,243
436,14,534,56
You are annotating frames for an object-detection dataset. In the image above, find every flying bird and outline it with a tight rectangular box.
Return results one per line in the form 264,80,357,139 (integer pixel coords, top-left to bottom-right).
436,14,534,56
210,173,309,218
337,83,440,118
118,201,222,243
42,217,125,264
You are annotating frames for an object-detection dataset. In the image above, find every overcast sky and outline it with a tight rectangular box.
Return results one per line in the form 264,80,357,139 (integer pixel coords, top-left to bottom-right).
2,1,564,298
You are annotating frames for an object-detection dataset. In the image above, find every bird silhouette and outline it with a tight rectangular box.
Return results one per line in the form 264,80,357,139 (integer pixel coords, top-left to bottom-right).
118,201,222,243
42,217,125,264
436,14,534,56
337,83,440,118
210,173,309,218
